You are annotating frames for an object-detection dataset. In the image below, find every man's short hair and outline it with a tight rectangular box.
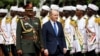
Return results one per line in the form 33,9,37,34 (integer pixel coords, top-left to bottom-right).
49,9,59,15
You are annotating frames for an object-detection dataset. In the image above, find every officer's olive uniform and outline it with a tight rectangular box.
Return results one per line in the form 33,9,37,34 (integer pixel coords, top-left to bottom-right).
16,17,43,56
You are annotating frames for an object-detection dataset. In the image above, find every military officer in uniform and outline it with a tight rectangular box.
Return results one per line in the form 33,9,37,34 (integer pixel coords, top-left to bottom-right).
86,3,99,56
16,5,43,56
40,5,50,27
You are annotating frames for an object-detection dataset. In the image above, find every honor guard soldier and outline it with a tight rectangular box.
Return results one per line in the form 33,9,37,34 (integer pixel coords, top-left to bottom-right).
75,4,88,56
94,6,100,56
59,7,64,19
40,5,50,27
58,7,65,27
69,6,77,56
71,6,77,21
86,3,99,56
1,9,14,56
0,9,9,56
95,17,100,56
95,15,100,56
16,5,43,56
63,6,74,56
50,4,59,11
10,6,20,56
17,7,25,18
2,7,18,56
33,6,38,17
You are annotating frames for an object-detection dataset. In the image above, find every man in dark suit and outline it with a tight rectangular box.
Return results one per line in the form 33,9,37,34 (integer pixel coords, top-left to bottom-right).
42,9,67,56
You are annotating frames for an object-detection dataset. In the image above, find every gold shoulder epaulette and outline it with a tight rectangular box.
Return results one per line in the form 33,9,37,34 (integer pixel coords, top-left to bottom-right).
16,17,19,22
85,18,88,25
0,18,2,24
6,17,11,23
48,16,50,20
70,20,77,27
95,17,100,24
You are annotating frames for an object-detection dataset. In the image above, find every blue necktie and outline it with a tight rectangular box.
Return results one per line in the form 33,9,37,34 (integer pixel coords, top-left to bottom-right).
54,22,57,35
54,22,59,45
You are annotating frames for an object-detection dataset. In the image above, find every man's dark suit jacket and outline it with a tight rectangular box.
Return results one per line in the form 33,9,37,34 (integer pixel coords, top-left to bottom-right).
42,21,66,54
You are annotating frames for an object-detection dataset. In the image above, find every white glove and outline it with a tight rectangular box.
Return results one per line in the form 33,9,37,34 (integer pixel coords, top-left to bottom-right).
95,48,99,54
70,47,75,54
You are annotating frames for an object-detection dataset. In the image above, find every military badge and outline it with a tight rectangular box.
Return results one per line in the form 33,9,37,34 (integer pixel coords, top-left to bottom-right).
24,23,29,25
34,22,38,25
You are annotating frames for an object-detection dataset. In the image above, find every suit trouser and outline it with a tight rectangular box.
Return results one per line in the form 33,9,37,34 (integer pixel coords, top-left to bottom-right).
22,53,36,56
64,50,71,56
41,51,45,56
0,44,9,56
49,45,64,56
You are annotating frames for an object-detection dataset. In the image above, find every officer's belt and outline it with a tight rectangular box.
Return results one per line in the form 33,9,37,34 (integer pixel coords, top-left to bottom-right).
22,36,34,40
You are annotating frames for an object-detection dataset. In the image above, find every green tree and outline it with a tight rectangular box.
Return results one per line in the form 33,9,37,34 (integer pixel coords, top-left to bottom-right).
86,0,93,4
0,0,100,9
0,1,4,8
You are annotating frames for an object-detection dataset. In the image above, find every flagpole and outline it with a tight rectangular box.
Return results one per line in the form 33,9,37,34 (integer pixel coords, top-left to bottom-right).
24,0,27,5
17,0,19,6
